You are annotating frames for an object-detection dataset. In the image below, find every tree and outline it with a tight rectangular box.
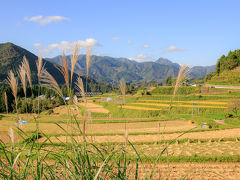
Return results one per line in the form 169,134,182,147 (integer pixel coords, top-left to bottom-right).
165,76,172,86
228,99,240,118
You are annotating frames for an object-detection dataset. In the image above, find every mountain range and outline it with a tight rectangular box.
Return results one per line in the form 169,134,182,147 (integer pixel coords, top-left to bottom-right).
0,42,216,87
0,42,111,92
47,56,215,84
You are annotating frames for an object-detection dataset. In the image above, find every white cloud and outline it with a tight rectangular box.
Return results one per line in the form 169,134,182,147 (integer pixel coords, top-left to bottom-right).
33,43,41,47
111,37,120,40
127,40,132,44
129,54,149,62
77,38,99,48
164,46,185,53
24,15,69,25
35,38,99,55
143,44,150,49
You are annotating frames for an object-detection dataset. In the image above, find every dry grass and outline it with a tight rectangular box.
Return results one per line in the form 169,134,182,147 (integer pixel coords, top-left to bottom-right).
40,68,63,98
70,42,80,85
75,76,86,102
57,53,70,90
22,56,32,88
36,55,43,83
6,70,18,111
18,64,27,97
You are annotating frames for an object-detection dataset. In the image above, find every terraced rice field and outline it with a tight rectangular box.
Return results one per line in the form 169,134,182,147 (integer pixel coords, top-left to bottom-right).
138,99,228,105
131,102,227,109
136,163,240,179
39,128,240,144
1,92,240,178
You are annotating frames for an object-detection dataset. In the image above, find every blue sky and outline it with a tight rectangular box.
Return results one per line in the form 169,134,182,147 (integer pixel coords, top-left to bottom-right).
1,0,240,66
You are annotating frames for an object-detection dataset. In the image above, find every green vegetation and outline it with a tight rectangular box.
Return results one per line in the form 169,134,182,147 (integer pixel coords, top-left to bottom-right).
151,86,200,95
206,49,240,84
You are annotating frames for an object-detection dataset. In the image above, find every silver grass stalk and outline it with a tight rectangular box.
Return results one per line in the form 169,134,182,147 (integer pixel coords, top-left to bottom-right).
71,43,80,85
57,53,70,90
22,56,32,88
36,55,43,115
75,76,86,103
86,46,92,77
173,64,190,96
40,67,63,98
18,64,27,97
36,55,43,83
8,128,14,145
73,95,78,107
7,71,18,114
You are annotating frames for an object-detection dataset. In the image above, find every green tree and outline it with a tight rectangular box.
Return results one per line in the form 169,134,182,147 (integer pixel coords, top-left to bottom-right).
165,76,172,86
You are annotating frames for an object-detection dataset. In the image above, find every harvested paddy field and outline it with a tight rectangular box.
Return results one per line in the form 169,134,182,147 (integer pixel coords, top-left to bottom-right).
136,163,240,179
39,128,240,144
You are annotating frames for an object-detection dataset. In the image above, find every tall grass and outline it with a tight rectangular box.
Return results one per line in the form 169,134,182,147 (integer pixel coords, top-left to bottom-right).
7,70,18,117
75,76,87,140
22,56,32,89
86,46,92,77
36,55,43,115
173,64,190,96
18,64,29,113
70,43,80,86
18,64,27,97
85,45,92,93
40,67,63,98
57,52,70,92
